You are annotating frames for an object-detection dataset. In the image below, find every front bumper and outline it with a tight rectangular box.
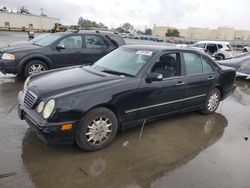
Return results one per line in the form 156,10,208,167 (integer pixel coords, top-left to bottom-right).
0,59,18,74
18,91,77,145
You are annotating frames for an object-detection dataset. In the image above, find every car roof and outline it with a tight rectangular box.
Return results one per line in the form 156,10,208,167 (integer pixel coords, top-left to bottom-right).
53,30,120,37
123,45,206,53
195,41,230,45
75,30,119,36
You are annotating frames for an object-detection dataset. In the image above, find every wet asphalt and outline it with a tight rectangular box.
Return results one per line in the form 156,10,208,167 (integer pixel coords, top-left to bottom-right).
0,32,250,188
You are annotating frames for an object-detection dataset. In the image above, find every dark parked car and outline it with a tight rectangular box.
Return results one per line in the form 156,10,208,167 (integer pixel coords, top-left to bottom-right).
18,45,236,151
0,30,125,77
218,54,250,79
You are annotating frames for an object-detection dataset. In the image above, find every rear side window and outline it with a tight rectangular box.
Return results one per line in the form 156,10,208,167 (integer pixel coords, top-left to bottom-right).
58,35,82,49
202,56,214,73
183,52,203,75
218,44,223,49
85,35,108,48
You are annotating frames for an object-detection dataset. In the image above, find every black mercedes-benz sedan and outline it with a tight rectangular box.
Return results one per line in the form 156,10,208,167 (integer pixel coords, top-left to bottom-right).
18,45,236,151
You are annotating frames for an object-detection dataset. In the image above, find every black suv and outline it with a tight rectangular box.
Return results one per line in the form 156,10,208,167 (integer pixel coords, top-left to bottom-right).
0,30,125,77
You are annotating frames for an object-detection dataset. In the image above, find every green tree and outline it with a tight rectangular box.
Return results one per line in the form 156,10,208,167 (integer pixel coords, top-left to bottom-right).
116,27,125,33
165,28,180,37
122,23,134,32
77,17,108,30
136,30,144,35
144,28,152,35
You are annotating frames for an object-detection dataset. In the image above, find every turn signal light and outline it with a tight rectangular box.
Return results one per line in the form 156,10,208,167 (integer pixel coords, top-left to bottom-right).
61,124,73,131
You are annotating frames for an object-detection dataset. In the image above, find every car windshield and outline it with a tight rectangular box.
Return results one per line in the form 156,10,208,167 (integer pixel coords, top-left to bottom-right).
33,34,61,47
93,47,153,76
30,34,51,43
238,60,250,74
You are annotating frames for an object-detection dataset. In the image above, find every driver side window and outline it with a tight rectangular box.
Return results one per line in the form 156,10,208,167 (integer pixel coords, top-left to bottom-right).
58,36,82,49
151,53,181,78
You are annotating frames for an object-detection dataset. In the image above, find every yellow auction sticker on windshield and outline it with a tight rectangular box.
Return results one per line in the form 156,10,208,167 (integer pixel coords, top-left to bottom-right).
136,50,153,56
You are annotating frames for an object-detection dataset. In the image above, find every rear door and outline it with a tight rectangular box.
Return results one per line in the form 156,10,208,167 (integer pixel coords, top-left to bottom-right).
182,52,218,108
81,34,111,65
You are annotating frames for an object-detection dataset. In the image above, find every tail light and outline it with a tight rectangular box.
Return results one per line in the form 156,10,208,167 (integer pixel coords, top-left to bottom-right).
225,49,232,52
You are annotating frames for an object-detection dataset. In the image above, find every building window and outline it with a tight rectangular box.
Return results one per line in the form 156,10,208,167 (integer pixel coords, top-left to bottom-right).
4,22,10,27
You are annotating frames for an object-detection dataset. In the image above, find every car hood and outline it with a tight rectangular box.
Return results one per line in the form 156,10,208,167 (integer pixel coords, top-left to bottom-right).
7,41,31,47
28,66,126,98
0,43,41,53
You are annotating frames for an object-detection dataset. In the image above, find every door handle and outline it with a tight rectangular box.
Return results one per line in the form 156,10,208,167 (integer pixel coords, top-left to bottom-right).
176,81,185,86
208,76,214,80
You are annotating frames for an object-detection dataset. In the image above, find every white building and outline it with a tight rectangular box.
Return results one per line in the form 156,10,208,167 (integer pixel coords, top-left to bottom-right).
0,12,60,31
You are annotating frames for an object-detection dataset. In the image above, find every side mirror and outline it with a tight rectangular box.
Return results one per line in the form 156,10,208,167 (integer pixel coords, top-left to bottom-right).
146,73,163,83
56,44,65,50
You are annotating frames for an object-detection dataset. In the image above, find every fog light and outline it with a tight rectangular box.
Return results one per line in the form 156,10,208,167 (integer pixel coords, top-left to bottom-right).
36,101,45,113
61,124,73,131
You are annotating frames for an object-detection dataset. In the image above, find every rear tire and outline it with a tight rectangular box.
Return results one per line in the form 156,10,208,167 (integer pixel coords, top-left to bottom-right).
202,88,221,114
23,60,48,78
76,107,118,151
216,54,225,60
243,48,248,53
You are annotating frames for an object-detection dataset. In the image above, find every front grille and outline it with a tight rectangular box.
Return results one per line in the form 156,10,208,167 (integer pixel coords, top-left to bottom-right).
24,90,37,109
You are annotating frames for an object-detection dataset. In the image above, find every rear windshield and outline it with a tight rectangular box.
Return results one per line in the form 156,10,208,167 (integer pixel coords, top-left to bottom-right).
227,45,232,49
106,35,125,46
239,59,250,74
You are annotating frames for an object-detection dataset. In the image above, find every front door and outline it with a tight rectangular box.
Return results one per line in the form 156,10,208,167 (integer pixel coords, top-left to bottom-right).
52,35,84,68
138,52,186,117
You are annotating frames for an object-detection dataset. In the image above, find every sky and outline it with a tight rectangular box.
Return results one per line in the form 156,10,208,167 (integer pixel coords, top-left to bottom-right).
1,0,249,30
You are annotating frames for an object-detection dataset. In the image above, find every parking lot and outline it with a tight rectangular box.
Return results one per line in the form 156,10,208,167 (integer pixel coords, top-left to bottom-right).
0,32,250,188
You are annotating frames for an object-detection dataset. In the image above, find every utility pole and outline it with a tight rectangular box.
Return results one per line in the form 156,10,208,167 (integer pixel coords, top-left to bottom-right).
40,8,44,16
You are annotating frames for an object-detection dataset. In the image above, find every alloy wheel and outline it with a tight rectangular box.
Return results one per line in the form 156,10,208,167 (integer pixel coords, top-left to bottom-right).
85,117,112,145
208,92,219,112
28,64,46,75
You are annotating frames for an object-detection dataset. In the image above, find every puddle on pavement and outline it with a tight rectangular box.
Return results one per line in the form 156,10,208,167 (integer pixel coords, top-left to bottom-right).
19,113,227,188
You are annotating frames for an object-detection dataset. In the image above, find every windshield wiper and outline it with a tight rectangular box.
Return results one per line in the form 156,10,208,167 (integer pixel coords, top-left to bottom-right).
32,43,42,47
102,69,134,77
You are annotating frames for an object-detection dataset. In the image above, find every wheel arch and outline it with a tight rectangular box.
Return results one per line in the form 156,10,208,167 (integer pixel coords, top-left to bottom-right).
215,85,224,99
82,103,123,130
17,54,53,75
217,53,225,59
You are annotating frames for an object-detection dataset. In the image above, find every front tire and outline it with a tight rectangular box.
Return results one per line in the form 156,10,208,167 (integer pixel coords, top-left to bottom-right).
76,107,118,151
23,60,48,78
202,88,221,114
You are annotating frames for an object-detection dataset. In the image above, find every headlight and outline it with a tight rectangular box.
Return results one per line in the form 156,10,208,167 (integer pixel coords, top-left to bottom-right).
36,101,45,113
1,53,16,60
23,76,30,90
43,99,55,119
